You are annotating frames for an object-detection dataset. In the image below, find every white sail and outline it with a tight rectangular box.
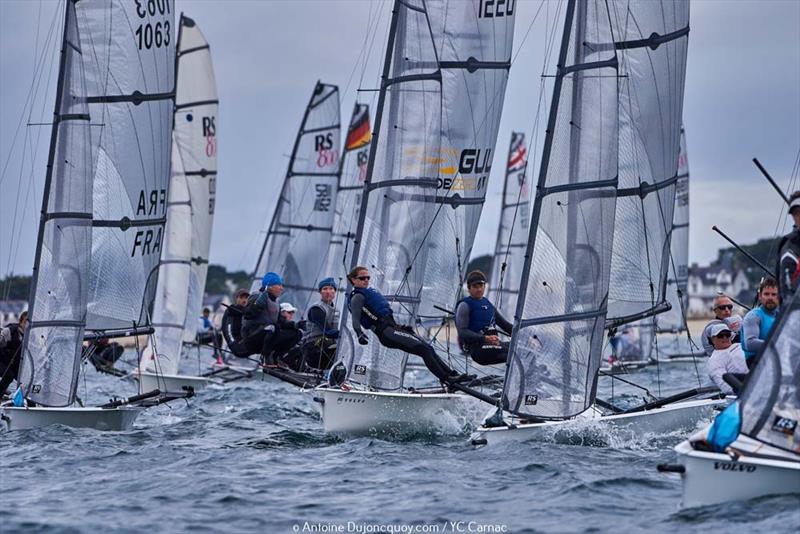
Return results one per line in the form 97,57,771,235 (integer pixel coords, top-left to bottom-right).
503,0,620,419
339,0,516,390
657,128,690,333
252,82,341,316
79,1,176,334
145,14,219,375
606,0,690,325
323,104,371,284
489,132,530,319
18,1,93,407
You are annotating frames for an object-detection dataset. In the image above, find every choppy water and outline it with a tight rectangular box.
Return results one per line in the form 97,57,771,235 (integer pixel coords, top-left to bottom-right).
2,351,798,533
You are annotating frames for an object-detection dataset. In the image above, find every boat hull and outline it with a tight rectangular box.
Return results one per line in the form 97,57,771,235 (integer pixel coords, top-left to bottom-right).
316,387,484,437
136,370,214,395
674,438,800,507
471,398,725,446
1,406,142,431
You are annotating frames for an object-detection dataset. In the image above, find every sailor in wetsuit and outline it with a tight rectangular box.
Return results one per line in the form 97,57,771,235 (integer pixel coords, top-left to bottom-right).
0,311,27,397
85,337,124,373
221,288,252,357
777,190,800,300
241,272,302,367
346,266,469,385
301,277,340,371
454,271,513,366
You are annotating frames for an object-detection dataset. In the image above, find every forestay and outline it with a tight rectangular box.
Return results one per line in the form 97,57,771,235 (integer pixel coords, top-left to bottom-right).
606,0,690,325
503,0,619,419
80,0,176,333
323,104,371,284
489,132,530,319
19,1,92,407
145,14,219,375
252,82,341,315
340,0,516,390
657,128,690,333
738,290,800,454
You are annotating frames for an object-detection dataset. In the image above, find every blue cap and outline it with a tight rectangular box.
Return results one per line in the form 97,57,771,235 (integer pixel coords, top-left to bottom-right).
318,277,337,291
261,272,284,289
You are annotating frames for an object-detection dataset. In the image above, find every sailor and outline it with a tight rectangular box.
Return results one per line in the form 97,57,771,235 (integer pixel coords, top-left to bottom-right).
278,302,305,371
454,271,512,365
301,277,340,371
196,307,223,357
242,272,301,367
706,323,747,395
609,327,644,363
0,311,27,397
221,288,251,357
86,337,124,373
346,266,468,385
701,294,741,357
741,278,780,368
776,190,800,300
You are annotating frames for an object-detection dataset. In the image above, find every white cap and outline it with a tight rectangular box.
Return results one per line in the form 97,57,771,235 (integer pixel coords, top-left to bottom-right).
709,323,732,337
789,196,800,214
280,302,297,313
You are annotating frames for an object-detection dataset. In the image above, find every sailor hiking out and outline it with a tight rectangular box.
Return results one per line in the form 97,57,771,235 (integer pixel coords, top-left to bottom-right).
346,266,470,385
221,288,252,358
454,270,513,366
242,272,302,367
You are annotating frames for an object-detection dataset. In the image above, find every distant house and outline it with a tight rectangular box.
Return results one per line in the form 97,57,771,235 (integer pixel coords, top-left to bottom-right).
687,263,751,318
0,300,27,325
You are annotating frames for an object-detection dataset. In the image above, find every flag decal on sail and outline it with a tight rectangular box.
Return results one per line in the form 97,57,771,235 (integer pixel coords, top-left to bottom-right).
507,132,526,173
346,107,371,150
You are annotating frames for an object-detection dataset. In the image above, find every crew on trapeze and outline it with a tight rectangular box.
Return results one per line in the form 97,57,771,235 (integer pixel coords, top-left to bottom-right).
777,190,800,300
300,277,340,371
346,266,471,386
241,272,302,368
0,311,27,398
454,270,513,366
221,288,252,358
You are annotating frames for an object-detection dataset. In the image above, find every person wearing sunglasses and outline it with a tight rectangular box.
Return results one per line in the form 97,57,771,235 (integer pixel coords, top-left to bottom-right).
345,266,469,385
454,270,513,366
701,295,741,357
706,323,747,395
741,278,781,368
777,190,800,300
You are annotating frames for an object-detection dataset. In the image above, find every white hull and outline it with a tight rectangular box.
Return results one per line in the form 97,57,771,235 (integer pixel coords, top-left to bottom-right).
674,437,800,507
471,398,725,446
135,370,215,395
316,387,485,436
1,405,142,431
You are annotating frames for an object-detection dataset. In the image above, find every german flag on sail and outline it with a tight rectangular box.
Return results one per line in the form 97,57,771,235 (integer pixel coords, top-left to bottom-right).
346,104,371,150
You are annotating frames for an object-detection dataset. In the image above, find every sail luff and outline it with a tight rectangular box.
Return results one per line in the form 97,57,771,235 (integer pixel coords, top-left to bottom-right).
19,0,92,406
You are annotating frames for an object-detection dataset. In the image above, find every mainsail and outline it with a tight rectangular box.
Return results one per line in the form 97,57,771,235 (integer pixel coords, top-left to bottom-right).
738,289,800,454
19,1,176,406
252,82,341,315
323,104,372,283
657,127,690,334
606,1,690,326
489,131,530,319
145,14,219,375
339,0,516,390
503,0,620,419
18,1,93,407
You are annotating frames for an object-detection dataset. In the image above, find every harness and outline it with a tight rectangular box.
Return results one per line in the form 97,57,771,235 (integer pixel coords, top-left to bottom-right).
348,287,392,330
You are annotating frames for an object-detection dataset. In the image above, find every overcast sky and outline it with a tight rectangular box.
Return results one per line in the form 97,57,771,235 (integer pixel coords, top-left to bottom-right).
1,0,798,281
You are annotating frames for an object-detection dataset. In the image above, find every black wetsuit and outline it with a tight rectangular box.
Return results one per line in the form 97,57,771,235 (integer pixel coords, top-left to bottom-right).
242,291,302,364
0,323,23,396
221,304,252,357
455,297,513,366
301,301,339,370
86,341,124,372
349,288,454,382
777,227,800,301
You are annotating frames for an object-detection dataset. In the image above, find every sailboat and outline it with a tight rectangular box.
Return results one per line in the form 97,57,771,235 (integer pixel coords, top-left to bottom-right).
251,81,341,317
136,14,228,395
489,132,531,319
470,0,722,446
315,0,516,436
661,289,800,506
2,0,186,431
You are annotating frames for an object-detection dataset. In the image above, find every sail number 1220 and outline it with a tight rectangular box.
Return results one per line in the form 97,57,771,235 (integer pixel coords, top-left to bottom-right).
134,0,171,50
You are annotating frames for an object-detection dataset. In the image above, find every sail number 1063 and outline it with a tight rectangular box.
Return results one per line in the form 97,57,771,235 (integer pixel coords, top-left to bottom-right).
134,0,171,50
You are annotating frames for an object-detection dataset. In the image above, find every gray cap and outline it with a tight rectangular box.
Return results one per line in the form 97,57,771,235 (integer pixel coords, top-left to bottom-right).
709,323,732,337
